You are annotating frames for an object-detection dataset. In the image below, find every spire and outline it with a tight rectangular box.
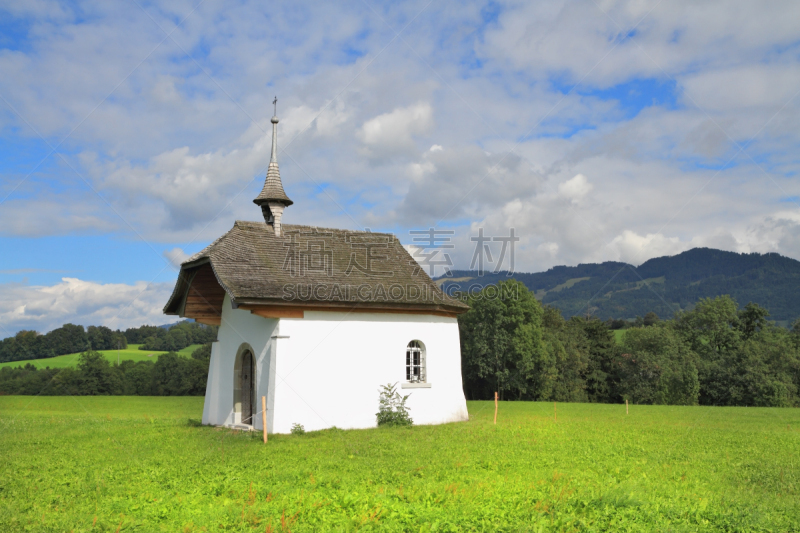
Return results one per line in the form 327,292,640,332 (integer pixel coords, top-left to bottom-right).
254,96,292,236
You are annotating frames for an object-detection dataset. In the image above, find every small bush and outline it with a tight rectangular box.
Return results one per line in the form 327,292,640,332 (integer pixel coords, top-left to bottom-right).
376,383,413,427
290,423,305,435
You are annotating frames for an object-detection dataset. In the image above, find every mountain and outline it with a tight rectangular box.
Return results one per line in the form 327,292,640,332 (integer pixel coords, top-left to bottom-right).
434,248,800,325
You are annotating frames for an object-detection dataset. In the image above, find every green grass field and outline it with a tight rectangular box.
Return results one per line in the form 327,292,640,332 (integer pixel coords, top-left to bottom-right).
614,329,625,344
0,344,204,370
1,398,798,532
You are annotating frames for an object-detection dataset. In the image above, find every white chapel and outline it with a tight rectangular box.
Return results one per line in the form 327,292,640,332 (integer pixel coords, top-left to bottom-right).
163,102,470,433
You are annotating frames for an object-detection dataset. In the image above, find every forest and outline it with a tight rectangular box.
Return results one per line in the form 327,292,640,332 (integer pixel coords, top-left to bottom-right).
0,344,211,396
459,280,800,407
0,320,218,364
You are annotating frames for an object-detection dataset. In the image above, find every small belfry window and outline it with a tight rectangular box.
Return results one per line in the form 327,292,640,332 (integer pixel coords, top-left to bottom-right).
406,340,426,383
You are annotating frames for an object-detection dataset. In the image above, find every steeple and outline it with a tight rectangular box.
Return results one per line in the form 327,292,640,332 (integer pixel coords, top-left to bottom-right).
253,96,292,236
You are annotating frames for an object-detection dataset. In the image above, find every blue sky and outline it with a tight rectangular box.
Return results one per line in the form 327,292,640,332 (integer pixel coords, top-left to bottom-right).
1,0,799,333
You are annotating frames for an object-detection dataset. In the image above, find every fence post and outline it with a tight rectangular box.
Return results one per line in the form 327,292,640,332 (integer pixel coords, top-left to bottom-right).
494,392,498,425
262,396,267,444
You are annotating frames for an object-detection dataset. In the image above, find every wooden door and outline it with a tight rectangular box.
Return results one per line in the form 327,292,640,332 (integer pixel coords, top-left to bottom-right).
241,351,254,425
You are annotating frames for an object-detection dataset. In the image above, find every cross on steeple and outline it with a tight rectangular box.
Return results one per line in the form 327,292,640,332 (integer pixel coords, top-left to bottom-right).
253,95,292,236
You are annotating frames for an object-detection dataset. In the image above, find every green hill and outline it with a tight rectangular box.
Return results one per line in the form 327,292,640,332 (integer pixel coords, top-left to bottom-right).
0,344,204,370
436,247,800,325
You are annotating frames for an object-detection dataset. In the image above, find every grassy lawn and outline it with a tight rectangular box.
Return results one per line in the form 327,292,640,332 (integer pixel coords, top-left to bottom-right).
0,344,204,370
0,396,800,532
613,329,625,344
0,398,798,532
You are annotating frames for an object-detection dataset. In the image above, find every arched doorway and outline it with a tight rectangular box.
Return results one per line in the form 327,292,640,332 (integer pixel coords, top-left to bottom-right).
234,345,256,426
240,350,254,425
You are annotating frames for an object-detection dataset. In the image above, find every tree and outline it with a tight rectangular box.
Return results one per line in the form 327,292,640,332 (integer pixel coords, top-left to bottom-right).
76,351,122,395
792,318,800,350
736,302,770,341
181,358,210,395
540,316,590,402
580,318,621,403
643,312,660,326
124,325,162,344
46,324,88,356
458,280,544,400
134,321,219,352
619,326,699,405
152,353,186,395
721,326,799,407
191,343,213,360
674,295,741,405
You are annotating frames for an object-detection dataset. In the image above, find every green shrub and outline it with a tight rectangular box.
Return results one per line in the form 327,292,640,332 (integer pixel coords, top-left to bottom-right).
290,423,305,435
376,383,413,427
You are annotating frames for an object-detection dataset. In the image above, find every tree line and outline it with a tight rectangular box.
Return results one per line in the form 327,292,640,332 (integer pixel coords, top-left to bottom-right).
0,324,127,364
2,280,798,406
125,321,219,352
458,280,800,407
0,321,218,364
0,344,211,396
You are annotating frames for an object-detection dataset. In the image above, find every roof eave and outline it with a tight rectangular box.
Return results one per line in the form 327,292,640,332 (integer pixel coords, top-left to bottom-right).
231,296,469,315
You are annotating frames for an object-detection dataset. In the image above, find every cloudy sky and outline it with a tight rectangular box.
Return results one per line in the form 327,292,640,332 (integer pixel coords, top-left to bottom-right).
1,0,799,334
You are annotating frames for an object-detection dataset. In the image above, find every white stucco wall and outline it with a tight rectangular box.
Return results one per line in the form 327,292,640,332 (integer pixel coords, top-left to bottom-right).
202,294,279,429
202,295,469,433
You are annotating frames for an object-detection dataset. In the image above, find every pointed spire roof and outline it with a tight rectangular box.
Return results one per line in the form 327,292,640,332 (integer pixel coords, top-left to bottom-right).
254,97,293,207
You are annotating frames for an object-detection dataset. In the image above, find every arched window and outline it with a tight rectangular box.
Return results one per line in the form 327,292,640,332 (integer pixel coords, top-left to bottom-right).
406,340,426,383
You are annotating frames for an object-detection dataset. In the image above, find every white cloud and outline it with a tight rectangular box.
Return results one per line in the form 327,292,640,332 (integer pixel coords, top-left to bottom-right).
163,247,190,269
606,230,688,264
743,210,800,256
357,102,434,160
0,197,113,237
682,65,800,111
397,145,541,223
558,174,593,201
480,0,800,88
96,137,271,232
0,278,175,334
280,100,351,140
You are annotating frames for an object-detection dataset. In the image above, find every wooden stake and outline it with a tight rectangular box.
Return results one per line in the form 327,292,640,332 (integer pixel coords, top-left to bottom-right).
554,401,557,422
261,396,268,444
494,391,498,425
626,399,628,415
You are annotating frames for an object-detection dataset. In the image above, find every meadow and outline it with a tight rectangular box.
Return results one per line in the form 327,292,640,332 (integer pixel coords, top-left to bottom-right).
0,398,798,532
0,344,204,370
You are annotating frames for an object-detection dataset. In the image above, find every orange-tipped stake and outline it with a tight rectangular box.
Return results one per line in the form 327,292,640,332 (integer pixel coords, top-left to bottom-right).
262,396,268,443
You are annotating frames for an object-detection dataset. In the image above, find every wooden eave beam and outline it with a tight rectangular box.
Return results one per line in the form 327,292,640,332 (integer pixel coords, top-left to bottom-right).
237,304,457,319
248,307,305,319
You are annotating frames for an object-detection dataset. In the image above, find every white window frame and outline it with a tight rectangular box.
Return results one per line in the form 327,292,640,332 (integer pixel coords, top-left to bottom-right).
404,340,430,388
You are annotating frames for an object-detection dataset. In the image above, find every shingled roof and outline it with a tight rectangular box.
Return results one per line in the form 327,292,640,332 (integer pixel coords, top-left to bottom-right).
164,221,469,318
